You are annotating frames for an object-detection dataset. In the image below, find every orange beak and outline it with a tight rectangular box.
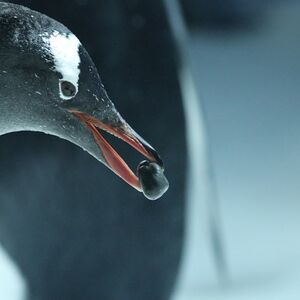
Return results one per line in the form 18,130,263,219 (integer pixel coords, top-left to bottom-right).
69,110,162,191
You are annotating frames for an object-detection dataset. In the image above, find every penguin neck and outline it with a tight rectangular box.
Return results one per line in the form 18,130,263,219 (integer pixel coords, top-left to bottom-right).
0,65,54,136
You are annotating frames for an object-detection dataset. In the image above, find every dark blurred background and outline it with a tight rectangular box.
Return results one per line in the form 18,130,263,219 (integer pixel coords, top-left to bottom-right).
1,0,300,300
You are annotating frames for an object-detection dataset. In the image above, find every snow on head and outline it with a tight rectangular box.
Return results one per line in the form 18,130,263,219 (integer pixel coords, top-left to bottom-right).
41,30,81,100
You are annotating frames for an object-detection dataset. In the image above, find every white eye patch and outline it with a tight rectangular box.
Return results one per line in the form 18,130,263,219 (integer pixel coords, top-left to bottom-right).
41,30,81,100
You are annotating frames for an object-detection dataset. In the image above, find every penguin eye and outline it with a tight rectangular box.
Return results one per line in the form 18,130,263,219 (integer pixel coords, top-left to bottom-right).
59,80,77,99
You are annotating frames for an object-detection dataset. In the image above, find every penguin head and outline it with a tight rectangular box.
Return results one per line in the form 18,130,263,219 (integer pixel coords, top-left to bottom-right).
0,3,163,191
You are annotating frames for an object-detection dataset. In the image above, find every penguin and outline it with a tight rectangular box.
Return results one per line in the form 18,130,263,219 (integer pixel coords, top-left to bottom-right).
0,1,186,300
0,2,168,194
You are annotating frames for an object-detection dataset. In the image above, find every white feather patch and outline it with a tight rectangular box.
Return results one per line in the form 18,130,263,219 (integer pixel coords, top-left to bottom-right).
41,30,81,100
